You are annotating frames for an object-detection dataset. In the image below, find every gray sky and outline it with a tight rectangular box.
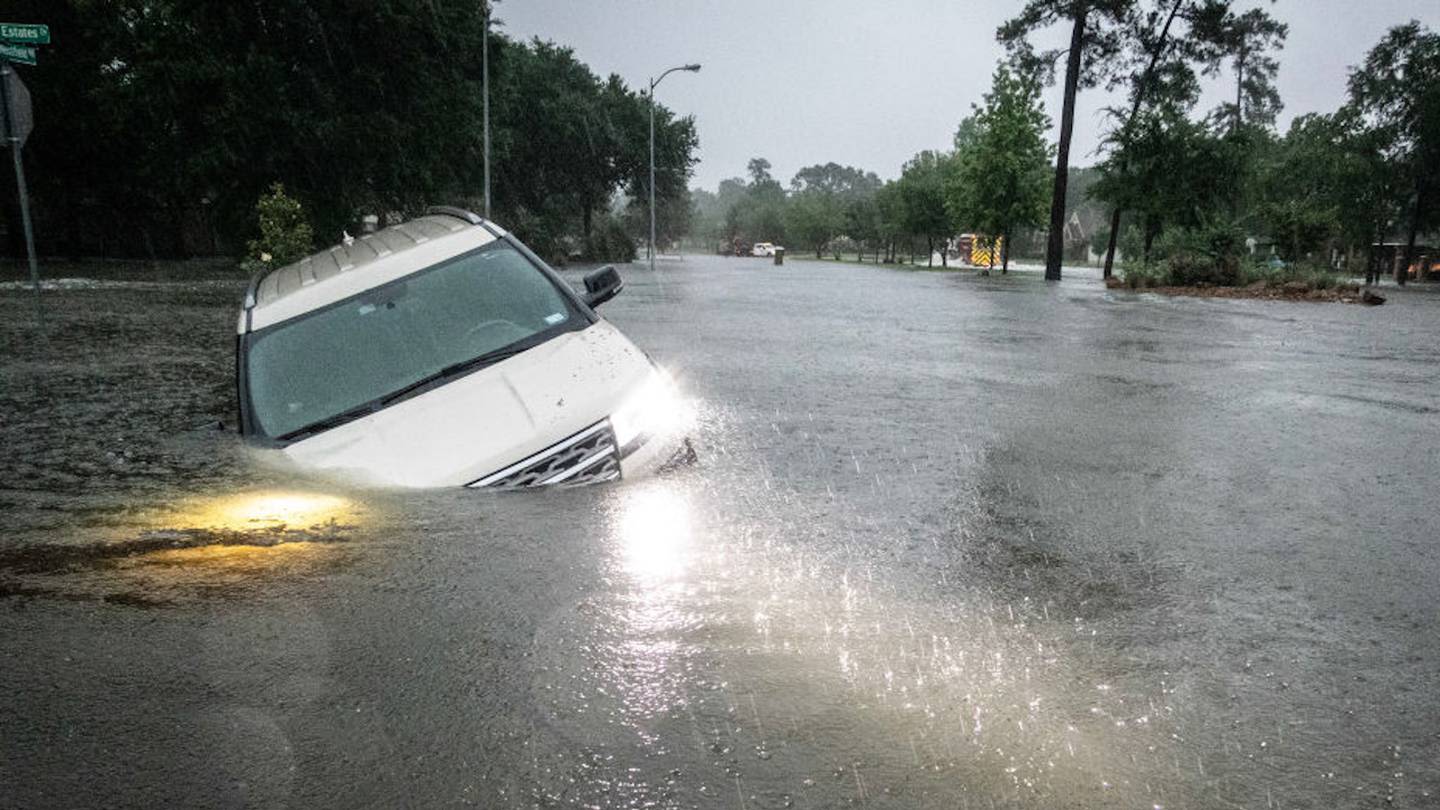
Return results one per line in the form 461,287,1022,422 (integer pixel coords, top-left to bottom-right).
498,0,1440,191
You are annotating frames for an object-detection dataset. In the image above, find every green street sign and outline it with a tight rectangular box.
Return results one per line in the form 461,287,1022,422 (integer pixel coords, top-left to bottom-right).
0,23,49,45
0,43,36,65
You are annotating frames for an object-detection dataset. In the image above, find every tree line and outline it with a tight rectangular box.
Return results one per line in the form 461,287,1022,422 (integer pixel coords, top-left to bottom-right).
3,0,698,264
692,62,1052,273
698,2,1439,285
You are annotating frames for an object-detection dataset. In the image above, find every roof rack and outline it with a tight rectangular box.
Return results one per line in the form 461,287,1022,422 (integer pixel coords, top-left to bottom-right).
426,205,484,225
242,206,491,318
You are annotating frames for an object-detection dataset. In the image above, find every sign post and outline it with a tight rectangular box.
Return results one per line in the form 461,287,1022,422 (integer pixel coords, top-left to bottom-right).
0,22,45,326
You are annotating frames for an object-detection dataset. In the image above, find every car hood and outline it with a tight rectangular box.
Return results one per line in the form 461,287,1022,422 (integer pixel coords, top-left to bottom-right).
280,320,653,487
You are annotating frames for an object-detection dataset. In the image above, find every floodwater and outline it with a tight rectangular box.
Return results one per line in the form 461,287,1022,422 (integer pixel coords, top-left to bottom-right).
1,256,1437,809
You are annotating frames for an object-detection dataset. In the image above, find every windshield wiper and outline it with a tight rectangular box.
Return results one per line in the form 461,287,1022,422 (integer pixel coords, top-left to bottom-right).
380,344,530,407
280,401,382,442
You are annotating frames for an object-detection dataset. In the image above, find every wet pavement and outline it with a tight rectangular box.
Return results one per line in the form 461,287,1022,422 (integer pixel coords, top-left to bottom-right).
1,256,1437,808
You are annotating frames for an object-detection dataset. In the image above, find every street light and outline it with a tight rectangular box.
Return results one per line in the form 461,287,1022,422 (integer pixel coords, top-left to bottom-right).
482,1,492,219
649,63,700,272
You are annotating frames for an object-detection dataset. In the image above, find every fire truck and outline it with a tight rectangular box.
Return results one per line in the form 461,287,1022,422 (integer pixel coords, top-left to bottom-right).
955,234,1003,267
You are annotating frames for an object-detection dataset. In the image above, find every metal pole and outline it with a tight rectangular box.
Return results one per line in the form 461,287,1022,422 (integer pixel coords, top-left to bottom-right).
482,2,491,219
648,79,656,273
645,64,696,272
0,59,40,326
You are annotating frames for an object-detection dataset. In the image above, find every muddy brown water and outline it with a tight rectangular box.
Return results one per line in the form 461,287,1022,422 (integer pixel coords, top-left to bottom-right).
2,258,1437,808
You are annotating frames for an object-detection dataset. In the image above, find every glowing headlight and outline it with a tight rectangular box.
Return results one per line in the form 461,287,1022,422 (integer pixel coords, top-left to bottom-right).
611,369,684,452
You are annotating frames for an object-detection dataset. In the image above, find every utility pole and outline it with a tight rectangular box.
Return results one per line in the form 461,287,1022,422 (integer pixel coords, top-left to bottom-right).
482,1,491,219
648,63,700,273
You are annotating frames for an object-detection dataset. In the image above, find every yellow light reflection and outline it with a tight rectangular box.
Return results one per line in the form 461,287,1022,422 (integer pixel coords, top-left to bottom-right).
190,491,354,531
615,486,692,581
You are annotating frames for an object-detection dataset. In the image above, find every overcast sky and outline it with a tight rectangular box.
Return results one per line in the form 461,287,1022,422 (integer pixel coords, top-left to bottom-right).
497,0,1440,191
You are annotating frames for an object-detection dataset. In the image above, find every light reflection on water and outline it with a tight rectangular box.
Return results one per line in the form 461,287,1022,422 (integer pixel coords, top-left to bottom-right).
602,483,703,737
532,461,1197,808
613,485,693,584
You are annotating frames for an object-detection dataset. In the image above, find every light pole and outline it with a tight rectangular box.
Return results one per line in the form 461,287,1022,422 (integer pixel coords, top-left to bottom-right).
649,63,699,272
482,1,491,219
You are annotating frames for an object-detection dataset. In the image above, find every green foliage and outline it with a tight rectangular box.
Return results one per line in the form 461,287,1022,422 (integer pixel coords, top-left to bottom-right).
896,151,954,263
721,158,789,245
243,184,314,272
1235,260,1357,292
1204,7,1289,132
1090,225,1113,258
588,214,637,263
997,0,1136,90
1346,21,1440,256
785,192,841,258
1093,104,1248,260
1120,260,1167,289
784,163,880,257
946,66,1052,259
18,1,696,260
875,181,907,260
1152,219,1244,286
1118,218,1247,286
691,179,748,242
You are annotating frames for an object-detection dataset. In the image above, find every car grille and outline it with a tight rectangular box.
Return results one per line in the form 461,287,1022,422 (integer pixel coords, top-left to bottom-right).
466,420,621,490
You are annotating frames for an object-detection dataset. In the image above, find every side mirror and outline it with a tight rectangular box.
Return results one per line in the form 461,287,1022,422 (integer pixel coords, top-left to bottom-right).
582,265,623,308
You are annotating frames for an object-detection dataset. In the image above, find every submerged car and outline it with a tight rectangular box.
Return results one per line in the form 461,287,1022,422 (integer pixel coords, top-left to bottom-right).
751,242,780,257
235,206,691,489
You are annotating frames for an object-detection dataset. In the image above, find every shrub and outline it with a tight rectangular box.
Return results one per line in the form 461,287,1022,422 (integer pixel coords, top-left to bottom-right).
243,183,314,272
1121,260,1167,289
587,215,637,263
1152,219,1245,286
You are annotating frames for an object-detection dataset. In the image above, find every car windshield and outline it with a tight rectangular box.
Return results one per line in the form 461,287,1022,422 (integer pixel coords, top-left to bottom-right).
245,241,580,439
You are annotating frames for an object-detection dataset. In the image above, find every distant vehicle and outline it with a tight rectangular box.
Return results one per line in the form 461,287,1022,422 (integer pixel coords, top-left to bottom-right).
955,234,1002,266
751,242,781,257
236,207,692,489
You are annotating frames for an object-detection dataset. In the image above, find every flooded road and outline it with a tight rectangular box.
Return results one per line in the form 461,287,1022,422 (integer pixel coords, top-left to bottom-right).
2,257,1438,808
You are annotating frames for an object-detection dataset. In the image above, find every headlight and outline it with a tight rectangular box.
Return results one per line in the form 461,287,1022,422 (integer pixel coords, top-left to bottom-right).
611,369,685,453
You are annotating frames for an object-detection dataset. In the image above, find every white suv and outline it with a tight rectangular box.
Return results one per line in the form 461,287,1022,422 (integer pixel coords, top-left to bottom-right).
236,207,690,489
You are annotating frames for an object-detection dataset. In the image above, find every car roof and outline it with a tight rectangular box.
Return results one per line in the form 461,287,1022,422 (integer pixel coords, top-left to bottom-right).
243,213,500,332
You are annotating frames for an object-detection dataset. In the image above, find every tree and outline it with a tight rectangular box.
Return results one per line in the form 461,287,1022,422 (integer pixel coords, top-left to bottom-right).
691,178,748,243
1347,21,1440,285
785,163,880,258
785,191,842,258
10,0,697,262
946,66,1053,272
1252,114,1365,263
1208,7,1288,133
1096,0,1236,277
1000,0,1135,280
896,151,953,267
845,191,883,262
245,184,314,270
726,157,788,245
875,180,907,263
1092,106,1238,260
747,158,776,186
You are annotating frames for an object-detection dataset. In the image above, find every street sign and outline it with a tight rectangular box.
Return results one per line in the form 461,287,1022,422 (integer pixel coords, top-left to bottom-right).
0,43,36,65
0,58,41,326
0,23,49,45
0,68,30,146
